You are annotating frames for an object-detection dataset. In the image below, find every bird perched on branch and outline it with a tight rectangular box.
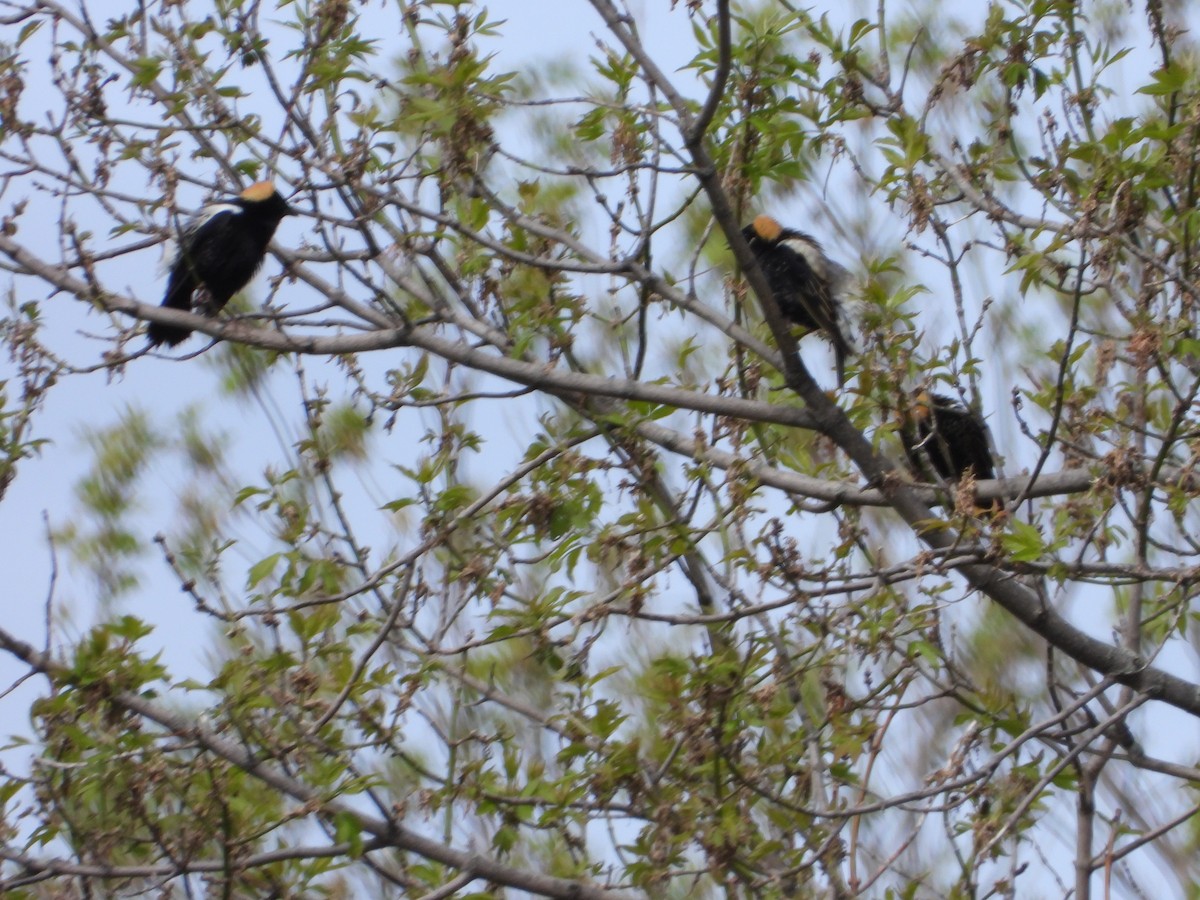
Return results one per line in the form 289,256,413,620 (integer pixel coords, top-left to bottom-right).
900,390,1003,515
741,214,854,385
148,181,296,347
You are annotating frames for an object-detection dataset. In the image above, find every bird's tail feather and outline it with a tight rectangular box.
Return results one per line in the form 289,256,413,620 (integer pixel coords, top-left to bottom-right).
832,330,852,386
147,269,196,346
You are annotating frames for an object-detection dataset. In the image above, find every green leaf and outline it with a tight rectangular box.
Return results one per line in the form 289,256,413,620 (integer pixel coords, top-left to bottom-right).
247,553,282,588
1137,65,1188,96
130,56,163,88
333,811,365,856
1001,519,1045,563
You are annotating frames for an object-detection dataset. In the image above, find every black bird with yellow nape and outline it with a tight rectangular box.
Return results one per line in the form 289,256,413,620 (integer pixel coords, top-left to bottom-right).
740,214,854,385
148,181,295,347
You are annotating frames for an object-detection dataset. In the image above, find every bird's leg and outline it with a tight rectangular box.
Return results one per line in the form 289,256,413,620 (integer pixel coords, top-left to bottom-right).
193,287,219,317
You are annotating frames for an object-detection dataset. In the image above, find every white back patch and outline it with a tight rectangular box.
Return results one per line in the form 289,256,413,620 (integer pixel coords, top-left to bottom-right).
781,236,831,282
188,202,240,233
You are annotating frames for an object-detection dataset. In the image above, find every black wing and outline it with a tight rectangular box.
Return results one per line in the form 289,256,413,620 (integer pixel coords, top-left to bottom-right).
901,393,1002,514
147,208,239,347
931,395,995,482
745,229,853,385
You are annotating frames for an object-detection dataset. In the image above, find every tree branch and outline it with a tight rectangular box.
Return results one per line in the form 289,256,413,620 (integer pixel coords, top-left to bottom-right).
0,627,630,900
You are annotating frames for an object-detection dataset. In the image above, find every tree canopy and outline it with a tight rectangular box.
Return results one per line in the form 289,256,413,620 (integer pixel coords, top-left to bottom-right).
1,0,1199,896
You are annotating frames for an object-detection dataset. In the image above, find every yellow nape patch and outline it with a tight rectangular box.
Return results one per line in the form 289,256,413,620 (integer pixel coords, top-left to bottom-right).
240,180,278,202
752,214,783,242
912,391,933,422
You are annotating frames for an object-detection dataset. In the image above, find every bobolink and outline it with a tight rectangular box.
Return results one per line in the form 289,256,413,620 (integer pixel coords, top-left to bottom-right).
900,390,1002,515
741,214,854,385
148,181,295,347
